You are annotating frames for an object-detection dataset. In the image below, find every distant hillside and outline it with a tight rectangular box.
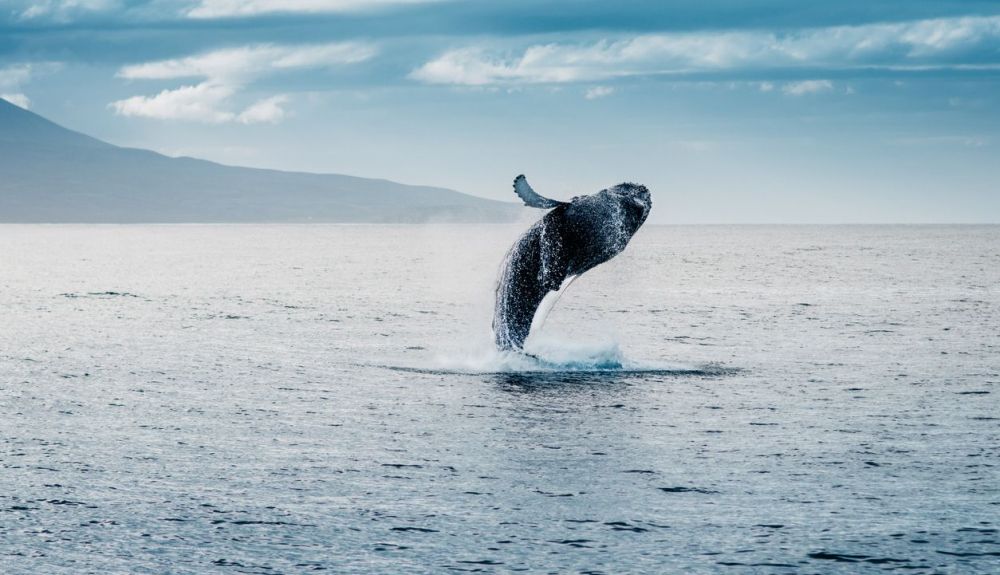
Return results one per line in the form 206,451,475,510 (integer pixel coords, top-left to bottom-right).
0,98,521,223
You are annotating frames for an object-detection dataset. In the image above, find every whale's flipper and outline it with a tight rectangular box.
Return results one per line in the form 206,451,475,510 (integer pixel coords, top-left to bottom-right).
513,175,567,209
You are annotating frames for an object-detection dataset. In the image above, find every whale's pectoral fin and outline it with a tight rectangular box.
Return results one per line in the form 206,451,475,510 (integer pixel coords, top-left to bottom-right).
513,175,567,209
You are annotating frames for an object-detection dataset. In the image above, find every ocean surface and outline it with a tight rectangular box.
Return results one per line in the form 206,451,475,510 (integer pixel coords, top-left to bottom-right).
1,224,998,574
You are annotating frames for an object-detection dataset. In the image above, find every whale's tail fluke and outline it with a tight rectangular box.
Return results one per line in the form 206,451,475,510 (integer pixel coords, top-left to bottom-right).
513,175,567,209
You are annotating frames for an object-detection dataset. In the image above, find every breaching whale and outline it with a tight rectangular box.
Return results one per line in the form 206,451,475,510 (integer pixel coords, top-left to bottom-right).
493,175,652,351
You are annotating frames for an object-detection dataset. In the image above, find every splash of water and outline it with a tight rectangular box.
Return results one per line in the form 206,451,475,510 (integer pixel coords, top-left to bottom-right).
419,334,702,375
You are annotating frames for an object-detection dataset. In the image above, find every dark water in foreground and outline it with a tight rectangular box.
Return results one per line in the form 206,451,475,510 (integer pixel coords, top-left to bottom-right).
1,225,998,574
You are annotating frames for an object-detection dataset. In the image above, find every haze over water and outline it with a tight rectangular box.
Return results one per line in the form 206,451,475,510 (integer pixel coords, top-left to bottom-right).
1,224,998,573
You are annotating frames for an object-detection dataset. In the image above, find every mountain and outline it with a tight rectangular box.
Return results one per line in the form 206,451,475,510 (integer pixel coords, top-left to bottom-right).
0,98,521,223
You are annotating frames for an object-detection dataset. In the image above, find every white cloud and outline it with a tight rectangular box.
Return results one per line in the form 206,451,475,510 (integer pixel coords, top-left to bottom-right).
16,0,117,21
782,79,833,96
112,42,376,123
111,82,237,123
0,62,61,108
237,95,289,124
411,15,1000,85
584,85,614,99
186,0,438,19
1,93,31,109
118,42,376,82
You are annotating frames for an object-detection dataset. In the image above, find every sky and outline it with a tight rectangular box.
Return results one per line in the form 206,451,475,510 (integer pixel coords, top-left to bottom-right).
1,0,998,223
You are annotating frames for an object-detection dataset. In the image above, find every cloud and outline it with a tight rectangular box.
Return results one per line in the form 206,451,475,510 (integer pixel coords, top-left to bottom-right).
411,15,1000,85
584,85,614,99
111,42,375,123
782,79,833,96
1,93,31,108
237,95,289,124
111,82,237,123
0,62,61,109
112,87,288,124
118,42,376,82
15,0,117,21
185,0,438,19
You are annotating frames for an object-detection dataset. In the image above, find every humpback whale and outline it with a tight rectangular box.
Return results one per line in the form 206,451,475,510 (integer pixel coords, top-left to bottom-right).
493,175,652,351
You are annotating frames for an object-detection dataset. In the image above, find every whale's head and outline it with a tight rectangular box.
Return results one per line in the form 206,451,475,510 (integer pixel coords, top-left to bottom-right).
607,182,652,232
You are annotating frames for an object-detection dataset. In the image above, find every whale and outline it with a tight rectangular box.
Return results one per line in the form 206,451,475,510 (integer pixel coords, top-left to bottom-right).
493,175,652,351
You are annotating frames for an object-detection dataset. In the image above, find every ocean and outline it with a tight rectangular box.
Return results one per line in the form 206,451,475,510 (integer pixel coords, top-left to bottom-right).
1,224,997,573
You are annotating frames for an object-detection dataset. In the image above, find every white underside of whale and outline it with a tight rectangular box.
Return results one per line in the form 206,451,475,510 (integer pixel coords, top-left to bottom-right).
528,274,579,336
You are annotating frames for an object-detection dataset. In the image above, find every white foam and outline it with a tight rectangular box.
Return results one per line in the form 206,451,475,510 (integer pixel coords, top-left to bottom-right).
425,334,697,374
